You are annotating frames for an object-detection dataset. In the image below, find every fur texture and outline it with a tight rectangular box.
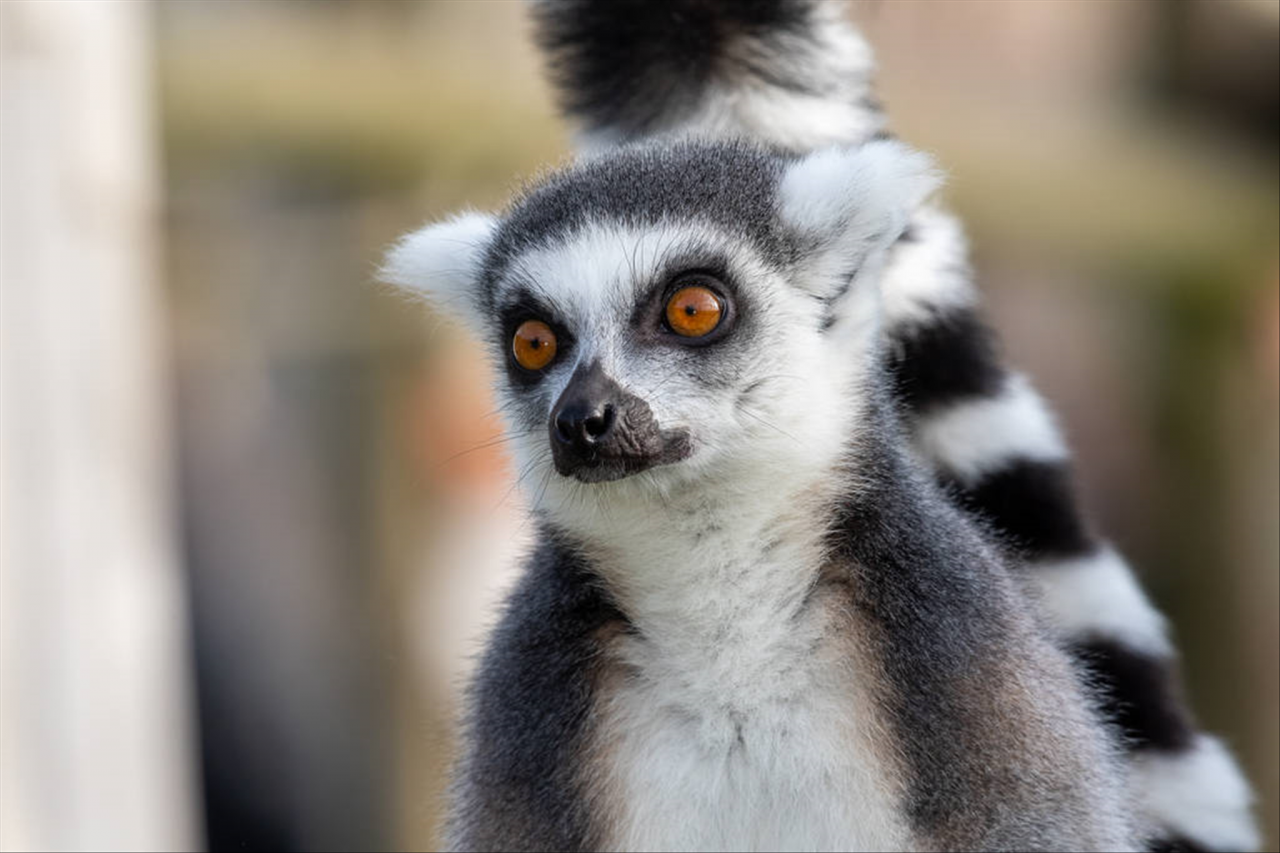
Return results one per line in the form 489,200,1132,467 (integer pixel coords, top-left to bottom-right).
525,2,1256,849
532,0,884,152
389,137,1137,850
381,1,1257,850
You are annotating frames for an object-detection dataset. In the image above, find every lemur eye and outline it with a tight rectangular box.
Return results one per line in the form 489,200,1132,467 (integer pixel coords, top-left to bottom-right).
665,285,722,338
512,320,558,371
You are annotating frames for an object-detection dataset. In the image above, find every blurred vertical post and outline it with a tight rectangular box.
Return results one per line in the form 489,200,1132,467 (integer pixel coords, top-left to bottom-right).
0,1,199,850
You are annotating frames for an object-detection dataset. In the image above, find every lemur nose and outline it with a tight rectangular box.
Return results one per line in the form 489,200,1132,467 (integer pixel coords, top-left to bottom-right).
548,361,673,481
555,402,616,447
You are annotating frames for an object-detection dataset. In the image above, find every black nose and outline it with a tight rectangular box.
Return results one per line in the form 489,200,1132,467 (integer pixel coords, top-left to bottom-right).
549,361,628,473
548,361,678,482
554,401,616,448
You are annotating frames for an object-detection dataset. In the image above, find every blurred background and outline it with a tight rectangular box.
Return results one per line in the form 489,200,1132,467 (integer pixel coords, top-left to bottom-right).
0,1,1276,850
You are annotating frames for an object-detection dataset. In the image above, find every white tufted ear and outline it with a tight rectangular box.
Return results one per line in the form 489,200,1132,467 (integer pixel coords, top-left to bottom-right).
380,211,498,324
779,140,941,300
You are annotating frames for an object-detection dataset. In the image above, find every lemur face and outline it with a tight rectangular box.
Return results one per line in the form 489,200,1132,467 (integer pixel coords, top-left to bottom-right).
488,219,798,485
384,139,937,497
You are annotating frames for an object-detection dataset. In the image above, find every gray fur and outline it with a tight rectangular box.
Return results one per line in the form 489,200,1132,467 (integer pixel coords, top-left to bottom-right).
423,139,1136,851
385,2,1253,850
521,1,1260,849
445,530,624,852
482,139,792,299
825,377,1133,850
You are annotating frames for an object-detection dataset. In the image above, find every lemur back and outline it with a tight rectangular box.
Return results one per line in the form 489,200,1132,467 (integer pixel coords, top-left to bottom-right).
382,2,1257,851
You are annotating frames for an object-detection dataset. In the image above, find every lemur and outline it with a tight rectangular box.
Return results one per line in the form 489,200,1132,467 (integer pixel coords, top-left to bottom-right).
382,2,1258,851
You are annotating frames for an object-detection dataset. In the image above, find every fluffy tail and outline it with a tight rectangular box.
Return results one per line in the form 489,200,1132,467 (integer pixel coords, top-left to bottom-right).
531,2,1259,850
531,0,884,152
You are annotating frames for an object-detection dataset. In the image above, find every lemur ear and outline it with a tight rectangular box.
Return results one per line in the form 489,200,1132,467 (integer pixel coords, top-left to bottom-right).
380,211,498,326
779,140,941,297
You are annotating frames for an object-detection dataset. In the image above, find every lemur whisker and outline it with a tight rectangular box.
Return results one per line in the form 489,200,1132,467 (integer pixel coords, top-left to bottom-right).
479,397,526,421
633,368,681,399
432,431,530,470
736,404,803,445
521,464,555,529
490,450,549,516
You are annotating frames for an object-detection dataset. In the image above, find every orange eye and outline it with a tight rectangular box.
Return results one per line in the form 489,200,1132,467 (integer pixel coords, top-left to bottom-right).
665,285,722,338
512,320,558,371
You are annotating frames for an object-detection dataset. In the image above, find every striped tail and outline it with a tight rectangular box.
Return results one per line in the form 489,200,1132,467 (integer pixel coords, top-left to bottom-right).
880,212,1257,852
531,1,1259,850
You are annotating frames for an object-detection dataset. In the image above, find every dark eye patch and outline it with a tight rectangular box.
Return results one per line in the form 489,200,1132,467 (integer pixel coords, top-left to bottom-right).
499,290,576,385
629,254,740,348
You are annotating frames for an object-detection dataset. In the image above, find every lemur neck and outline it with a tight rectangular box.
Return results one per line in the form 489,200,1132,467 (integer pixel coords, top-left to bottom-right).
583,465,842,652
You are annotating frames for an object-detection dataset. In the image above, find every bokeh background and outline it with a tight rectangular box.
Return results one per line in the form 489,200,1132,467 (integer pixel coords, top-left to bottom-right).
1,1,1276,850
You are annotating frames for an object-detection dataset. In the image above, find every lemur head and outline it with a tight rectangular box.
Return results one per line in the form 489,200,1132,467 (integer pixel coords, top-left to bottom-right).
384,139,937,514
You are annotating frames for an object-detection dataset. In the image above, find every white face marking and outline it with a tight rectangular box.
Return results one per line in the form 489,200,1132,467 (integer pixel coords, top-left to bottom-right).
490,220,868,536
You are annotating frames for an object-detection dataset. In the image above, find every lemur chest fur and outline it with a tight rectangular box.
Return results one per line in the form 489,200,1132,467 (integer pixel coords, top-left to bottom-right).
581,504,912,852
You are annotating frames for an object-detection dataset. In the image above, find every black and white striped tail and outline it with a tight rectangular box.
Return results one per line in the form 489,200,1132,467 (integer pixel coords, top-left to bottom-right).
532,0,885,153
881,210,1257,851
531,1,1259,849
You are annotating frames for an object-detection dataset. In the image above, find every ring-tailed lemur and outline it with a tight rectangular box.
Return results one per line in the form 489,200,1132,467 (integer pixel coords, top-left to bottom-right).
530,3,1259,851
383,2,1257,851
390,132,1136,852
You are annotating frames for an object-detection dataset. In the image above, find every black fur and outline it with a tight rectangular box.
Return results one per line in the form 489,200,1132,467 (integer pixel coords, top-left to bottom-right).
887,309,1007,414
447,530,625,852
1074,638,1198,752
946,459,1095,560
500,291,580,389
532,0,819,141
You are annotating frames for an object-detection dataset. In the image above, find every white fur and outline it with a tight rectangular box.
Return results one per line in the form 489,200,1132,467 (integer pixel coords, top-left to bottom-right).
880,205,977,328
380,211,497,328
494,222,701,340
539,372,900,851
914,373,1067,484
778,142,939,249
777,143,941,352
675,81,882,156
1027,547,1173,658
1131,735,1259,851
498,219,870,496
595,492,909,852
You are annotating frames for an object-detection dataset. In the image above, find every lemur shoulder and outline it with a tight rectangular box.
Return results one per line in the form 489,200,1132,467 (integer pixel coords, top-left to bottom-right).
382,2,1258,851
